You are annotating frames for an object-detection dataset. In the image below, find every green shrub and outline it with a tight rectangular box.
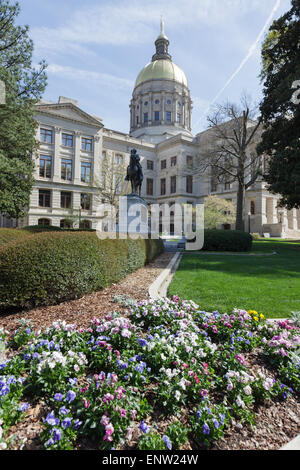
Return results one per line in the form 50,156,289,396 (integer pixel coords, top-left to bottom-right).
0,228,34,247
202,229,252,252
21,225,63,232
22,225,96,233
0,232,164,310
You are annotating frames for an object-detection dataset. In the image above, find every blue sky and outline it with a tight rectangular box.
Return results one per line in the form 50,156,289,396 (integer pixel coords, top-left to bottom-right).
17,0,292,135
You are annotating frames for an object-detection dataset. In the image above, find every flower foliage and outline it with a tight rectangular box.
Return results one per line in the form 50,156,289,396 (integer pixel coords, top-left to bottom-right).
0,297,299,449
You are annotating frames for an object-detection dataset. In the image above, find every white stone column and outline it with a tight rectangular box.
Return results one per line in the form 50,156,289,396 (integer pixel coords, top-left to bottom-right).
256,195,267,226
297,209,300,230
288,209,298,230
52,189,61,210
149,92,153,124
74,131,81,184
161,92,165,124
30,187,39,208
92,134,101,184
53,127,61,182
266,198,278,224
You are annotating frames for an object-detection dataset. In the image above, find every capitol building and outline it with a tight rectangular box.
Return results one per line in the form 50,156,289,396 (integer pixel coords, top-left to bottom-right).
2,22,300,238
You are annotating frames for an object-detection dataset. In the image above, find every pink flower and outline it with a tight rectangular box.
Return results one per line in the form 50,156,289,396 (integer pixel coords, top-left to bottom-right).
200,389,208,397
82,398,90,409
105,423,114,436
235,354,246,365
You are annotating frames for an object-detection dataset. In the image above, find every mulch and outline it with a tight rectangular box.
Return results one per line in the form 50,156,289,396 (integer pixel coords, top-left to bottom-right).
0,251,299,451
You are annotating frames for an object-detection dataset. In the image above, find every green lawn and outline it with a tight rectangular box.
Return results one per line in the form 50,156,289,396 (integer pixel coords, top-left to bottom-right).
168,239,300,318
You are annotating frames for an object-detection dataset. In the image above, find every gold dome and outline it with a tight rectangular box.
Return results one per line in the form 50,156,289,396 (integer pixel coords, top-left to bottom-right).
134,59,188,89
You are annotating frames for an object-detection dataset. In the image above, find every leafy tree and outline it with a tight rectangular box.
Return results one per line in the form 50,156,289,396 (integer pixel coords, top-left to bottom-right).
204,195,236,230
258,0,300,209
0,0,47,219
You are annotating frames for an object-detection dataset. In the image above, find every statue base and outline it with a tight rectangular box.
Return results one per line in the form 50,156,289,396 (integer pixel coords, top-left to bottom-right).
118,194,149,237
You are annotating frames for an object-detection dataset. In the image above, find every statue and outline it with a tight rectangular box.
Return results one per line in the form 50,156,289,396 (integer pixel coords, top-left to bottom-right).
125,149,144,197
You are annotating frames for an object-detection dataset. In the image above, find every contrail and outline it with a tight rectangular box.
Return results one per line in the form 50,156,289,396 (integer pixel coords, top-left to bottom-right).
194,0,281,130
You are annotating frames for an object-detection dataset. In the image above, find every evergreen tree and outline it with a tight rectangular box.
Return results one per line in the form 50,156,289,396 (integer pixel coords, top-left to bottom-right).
258,0,300,209
0,0,47,219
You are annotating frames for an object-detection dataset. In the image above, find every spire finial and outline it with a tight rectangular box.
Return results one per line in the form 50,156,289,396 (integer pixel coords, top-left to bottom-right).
160,15,165,36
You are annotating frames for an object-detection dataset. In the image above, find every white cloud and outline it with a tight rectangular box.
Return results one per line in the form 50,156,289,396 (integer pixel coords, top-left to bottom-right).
31,0,276,55
47,64,134,91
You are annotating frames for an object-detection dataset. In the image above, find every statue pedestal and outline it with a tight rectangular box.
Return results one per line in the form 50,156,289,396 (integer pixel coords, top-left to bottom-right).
118,194,149,238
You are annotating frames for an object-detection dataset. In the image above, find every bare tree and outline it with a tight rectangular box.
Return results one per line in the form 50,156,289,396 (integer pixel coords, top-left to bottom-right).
93,153,129,210
190,95,263,231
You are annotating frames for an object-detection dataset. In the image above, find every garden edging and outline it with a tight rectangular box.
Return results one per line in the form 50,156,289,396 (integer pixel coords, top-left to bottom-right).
148,252,182,300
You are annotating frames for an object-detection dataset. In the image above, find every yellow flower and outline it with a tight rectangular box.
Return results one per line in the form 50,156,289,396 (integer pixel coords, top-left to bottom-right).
253,316,259,322
260,314,265,319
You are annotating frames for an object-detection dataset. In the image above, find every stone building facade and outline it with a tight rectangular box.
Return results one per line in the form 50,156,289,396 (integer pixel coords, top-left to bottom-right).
2,22,300,238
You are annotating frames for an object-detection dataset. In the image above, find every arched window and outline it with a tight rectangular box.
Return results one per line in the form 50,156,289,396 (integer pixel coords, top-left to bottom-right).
250,201,256,216
79,220,92,229
60,219,73,229
38,218,51,226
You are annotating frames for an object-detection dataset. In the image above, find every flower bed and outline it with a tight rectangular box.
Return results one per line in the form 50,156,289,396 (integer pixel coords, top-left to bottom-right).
0,297,299,450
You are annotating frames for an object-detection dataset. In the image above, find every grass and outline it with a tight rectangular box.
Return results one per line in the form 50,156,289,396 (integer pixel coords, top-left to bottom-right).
168,239,300,319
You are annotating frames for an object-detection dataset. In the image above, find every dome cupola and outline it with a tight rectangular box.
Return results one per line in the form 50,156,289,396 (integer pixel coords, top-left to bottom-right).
130,19,192,143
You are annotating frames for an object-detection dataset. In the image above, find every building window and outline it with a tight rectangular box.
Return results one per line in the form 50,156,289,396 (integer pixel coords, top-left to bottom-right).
160,178,166,196
154,111,160,121
147,160,154,170
171,156,177,167
102,151,106,160
177,113,181,123
211,178,218,193
250,200,256,215
38,218,51,226
146,178,154,196
155,99,160,105
161,159,167,170
136,116,139,125
144,101,148,106
81,162,91,183
81,193,91,211
60,219,72,229
167,99,171,105
225,181,231,190
144,112,148,123
166,111,171,122
61,158,72,181
81,137,93,151
80,220,91,229
61,191,72,209
39,155,52,178
40,128,53,144
186,175,193,194
114,154,123,165
39,189,51,208
62,133,73,147
186,155,193,167
170,176,177,194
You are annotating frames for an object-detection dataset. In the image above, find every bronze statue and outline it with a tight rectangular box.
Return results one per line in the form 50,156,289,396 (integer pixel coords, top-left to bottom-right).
125,149,144,196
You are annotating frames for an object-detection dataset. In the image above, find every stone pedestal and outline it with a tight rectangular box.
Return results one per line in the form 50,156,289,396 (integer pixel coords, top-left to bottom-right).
118,194,149,238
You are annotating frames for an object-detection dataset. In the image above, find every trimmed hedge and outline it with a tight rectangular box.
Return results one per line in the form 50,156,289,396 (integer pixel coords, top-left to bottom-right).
202,229,253,252
0,232,164,310
0,228,34,247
